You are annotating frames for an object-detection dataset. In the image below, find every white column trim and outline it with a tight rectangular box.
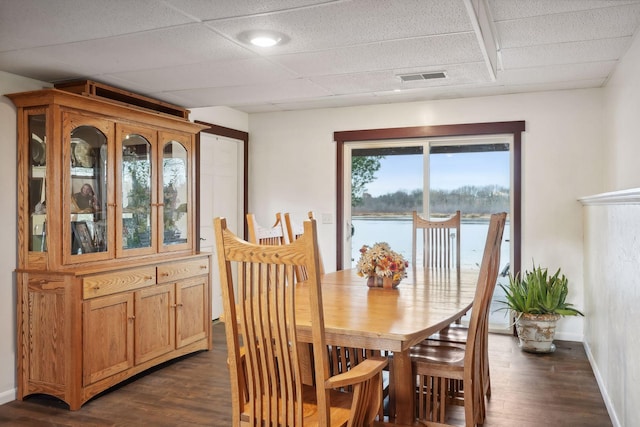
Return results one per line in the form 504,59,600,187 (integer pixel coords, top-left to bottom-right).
579,188,640,205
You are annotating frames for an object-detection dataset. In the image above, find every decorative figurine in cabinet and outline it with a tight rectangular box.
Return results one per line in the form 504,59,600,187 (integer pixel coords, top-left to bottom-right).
9,82,211,410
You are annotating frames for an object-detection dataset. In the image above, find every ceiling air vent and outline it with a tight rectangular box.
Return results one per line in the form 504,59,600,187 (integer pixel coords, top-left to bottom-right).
398,71,447,82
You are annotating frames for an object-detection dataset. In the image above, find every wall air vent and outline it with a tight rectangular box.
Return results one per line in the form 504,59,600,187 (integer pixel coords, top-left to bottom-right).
398,71,447,82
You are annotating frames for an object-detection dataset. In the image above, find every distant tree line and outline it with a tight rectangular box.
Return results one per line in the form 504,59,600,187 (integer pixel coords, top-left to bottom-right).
353,185,509,216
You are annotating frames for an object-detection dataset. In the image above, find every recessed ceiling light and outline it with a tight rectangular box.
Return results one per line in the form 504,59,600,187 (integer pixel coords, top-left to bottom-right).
238,30,289,48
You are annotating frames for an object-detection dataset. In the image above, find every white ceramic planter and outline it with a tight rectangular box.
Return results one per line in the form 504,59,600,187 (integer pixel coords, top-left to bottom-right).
515,313,561,353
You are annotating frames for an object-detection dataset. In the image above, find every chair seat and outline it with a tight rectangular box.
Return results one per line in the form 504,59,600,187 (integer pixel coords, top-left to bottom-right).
411,341,466,368
241,385,353,426
427,323,469,344
302,386,354,426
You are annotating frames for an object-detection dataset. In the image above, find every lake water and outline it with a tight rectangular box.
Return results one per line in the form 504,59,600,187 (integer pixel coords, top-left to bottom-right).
350,216,510,271
350,216,512,330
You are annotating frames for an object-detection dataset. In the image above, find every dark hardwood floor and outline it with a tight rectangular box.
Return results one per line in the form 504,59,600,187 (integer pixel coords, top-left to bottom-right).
0,322,612,426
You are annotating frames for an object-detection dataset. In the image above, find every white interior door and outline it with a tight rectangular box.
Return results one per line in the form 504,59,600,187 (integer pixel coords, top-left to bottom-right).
199,133,244,320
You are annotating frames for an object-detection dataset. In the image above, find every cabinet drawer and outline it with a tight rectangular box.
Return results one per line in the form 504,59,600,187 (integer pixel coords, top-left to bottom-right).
83,267,156,299
157,258,209,283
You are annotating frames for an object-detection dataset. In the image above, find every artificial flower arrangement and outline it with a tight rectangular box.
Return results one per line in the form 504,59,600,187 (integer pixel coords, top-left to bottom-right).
356,242,408,286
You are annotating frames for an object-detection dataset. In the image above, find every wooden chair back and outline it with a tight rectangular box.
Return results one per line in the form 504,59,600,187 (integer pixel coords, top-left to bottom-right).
284,211,325,281
246,212,285,245
411,212,505,426
215,217,386,426
412,210,461,270
463,212,506,423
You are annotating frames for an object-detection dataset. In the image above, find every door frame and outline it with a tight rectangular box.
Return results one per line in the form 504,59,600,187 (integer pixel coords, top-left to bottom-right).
334,120,525,274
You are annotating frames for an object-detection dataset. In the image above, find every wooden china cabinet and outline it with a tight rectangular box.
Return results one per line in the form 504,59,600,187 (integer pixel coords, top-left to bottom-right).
8,82,211,410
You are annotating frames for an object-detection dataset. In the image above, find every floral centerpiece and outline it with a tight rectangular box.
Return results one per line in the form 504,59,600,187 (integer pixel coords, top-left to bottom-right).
356,242,408,289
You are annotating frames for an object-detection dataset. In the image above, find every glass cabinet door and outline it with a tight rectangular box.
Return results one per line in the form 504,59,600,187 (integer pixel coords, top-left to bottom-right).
64,113,113,263
117,125,157,257
160,134,191,251
70,126,108,255
28,111,47,252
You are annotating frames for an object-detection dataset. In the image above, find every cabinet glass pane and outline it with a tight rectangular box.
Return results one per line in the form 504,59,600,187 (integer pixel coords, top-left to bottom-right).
29,114,47,252
162,141,188,246
122,135,152,250
70,126,108,255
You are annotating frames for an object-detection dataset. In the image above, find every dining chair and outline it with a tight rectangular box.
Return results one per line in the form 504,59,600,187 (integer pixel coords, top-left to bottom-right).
246,212,286,245
412,210,461,270
413,210,463,329
214,217,388,426
410,212,506,427
284,211,391,417
284,211,325,280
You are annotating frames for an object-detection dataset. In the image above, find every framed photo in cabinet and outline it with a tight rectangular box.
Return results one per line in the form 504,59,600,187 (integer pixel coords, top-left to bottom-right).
71,221,94,254
71,178,100,214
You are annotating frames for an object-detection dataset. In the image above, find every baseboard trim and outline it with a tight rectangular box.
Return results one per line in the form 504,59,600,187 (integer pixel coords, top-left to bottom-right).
0,388,16,406
583,341,621,427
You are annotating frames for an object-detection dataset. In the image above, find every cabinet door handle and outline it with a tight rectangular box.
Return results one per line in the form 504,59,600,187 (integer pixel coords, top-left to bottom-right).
199,265,207,269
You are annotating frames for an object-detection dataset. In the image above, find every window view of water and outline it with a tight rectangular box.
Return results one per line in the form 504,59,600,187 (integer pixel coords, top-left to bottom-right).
351,216,510,270
350,216,511,331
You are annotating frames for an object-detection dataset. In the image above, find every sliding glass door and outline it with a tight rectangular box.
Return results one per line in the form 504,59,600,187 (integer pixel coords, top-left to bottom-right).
344,136,513,332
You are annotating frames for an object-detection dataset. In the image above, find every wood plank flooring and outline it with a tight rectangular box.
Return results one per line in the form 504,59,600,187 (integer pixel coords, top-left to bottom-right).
0,322,612,426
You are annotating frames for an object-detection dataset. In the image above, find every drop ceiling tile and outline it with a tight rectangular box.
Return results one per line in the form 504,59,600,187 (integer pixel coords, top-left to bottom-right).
504,78,607,94
501,37,632,69
162,78,331,108
309,62,490,95
269,92,380,111
0,49,85,82
273,33,483,77
489,0,640,21
207,0,472,55
500,61,616,86
20,24,254,77
107,56,298,92
0,0,194,51
164,0,335,20
497,3,640,48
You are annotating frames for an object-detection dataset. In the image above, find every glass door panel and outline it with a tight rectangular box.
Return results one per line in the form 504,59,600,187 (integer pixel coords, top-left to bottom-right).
161,140,189,249
428,141,511,332
349,145,423,266
69,125,108,255
28,112,47,252
119,130,155,255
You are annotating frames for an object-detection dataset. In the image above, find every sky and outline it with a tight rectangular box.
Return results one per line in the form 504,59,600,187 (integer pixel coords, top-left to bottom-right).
364,151,510,197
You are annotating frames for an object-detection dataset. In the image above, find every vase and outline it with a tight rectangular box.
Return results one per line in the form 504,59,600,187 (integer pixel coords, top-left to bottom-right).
515,312,561,353
366,276,400,289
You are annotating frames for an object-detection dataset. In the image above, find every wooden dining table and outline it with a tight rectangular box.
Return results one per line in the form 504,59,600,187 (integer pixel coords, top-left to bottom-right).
294,267,479,425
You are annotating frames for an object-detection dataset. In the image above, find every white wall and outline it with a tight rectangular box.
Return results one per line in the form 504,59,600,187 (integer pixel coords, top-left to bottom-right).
581,194,639,427
248,89,604,342
0,72,52,405
580,30,640,427
603,31,640,191
189,106,249,132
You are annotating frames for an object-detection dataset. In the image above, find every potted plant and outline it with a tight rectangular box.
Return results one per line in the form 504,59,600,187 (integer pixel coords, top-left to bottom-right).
499,263,584,353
